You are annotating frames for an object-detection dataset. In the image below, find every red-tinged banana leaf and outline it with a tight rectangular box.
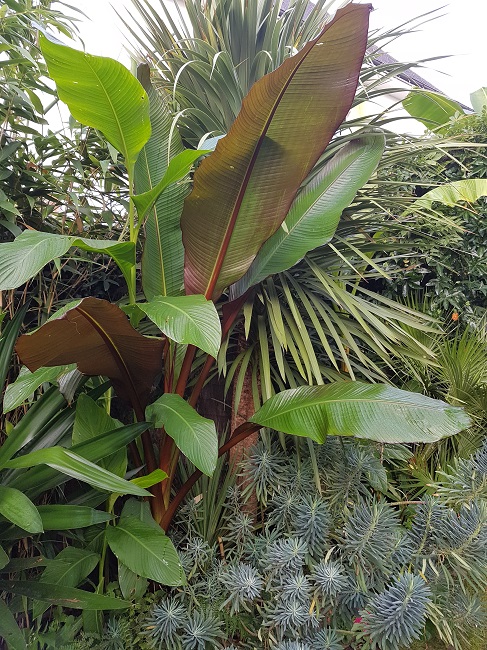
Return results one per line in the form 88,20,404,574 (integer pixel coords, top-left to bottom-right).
15,298,163,417
181,3,371,300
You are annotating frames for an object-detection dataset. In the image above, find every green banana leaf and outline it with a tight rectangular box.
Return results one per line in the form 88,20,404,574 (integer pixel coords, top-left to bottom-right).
250,382,470,444
40,32,150,167
135,63,188,298
0,231,135,292
403,90,464,130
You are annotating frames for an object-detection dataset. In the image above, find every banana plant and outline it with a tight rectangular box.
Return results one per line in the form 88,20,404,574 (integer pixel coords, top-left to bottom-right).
0,3,470,603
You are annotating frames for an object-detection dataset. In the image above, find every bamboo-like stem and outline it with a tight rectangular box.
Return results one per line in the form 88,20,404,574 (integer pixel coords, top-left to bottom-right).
127,166,137,306
161,421,261,531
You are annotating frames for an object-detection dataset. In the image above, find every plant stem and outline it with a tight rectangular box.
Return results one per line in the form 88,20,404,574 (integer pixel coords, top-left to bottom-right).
161,421,261,531
127,165,137,305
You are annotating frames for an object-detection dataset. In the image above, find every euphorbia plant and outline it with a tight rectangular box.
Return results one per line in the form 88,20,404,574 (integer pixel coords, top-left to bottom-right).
0,4,470,588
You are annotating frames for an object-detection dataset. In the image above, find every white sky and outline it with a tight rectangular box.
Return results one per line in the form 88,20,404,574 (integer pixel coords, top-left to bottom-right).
74,0,486,107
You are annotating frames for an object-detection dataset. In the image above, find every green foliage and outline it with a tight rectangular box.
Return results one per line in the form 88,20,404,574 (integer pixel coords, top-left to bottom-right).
377,111,487,319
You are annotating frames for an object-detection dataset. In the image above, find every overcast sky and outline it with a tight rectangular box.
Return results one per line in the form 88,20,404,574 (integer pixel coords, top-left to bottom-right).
76,0,486,107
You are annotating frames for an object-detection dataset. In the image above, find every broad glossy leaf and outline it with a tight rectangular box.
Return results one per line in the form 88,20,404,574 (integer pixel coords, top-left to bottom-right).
40,33,150,166
146,393,218,476
106,516,185,586
15,297,163,413
73,393,126,477
0,231,135,291
0,486,43,533
3,364,75,413
0,580,130,610
249,382,470,444
181,4,371,299
470,87,487,114
137,295,221,357
409,179,487,212
136,64,187,299
37,505,113,530
5,447,151,497
133,149,209,222
0,599,27,650
231,134,385,297
403,90,464,129
34,547,100,618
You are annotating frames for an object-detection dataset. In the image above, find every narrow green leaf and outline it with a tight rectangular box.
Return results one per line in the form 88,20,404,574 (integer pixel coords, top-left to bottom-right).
7,422,149,498
146,394,218,477
0,546,8,571
73,394,126,477
106,516,185,586
0,386,66,469
0,303,29,393
3,364,75,413
5,448,151,497
0,580,130,610
250,382,471,444
40,33,150,166
0,598,27,650
0,486,43,533
0,231,135,291
470,87,487,114
34,548,100,618
138,295,221,358
132,149,209,222
231,134,385,297
37,505,113,530
131,469,168,489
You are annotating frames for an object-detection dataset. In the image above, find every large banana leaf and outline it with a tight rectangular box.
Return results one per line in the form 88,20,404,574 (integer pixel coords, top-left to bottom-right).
408,179,487,211
135,64,188,298
40,33,150,167
402,90,464,130
230,134,385,298
249,382,470,444
0,231,135,292
15,298,163,415
181,3,371,300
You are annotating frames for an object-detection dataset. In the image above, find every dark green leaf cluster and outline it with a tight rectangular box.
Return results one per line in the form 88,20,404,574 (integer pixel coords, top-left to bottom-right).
376,112,487,319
